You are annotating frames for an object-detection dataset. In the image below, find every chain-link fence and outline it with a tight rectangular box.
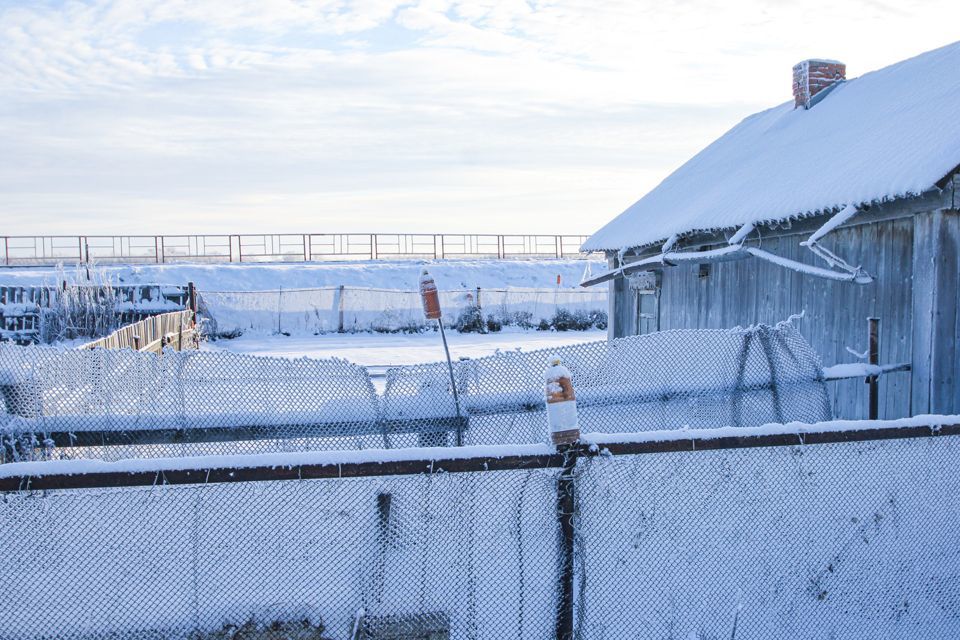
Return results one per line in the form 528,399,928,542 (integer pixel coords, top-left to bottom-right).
1,421,957,640
198,287,608,335
0,322,830,462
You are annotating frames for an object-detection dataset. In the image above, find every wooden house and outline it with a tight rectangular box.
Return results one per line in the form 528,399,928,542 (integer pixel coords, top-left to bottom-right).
581,43,960,419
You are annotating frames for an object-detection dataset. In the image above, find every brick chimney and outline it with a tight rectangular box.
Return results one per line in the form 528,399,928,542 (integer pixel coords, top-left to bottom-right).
793,59,845,109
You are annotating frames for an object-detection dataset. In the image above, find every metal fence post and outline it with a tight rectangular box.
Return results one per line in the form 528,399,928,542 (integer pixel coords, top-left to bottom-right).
556,444,577,640
867,317,880,420
338,285,345,333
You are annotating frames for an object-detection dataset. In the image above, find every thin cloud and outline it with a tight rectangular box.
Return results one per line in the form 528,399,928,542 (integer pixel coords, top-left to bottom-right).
1,0,958,234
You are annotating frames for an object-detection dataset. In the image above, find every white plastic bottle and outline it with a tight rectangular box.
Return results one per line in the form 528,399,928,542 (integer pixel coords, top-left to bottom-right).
545,356,579,446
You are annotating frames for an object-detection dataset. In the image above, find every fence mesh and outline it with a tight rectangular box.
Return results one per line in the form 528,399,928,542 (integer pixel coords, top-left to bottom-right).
0,467,561,640
0,322,830,462
573,435,960,639
1,430,958,639
198,287,608,335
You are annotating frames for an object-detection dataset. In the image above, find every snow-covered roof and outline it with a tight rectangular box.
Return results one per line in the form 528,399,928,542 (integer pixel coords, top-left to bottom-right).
583,41,960,253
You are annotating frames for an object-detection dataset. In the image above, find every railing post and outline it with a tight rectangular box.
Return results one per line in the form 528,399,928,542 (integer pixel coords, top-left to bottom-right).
338,285,345,333
154,236,160,263
371,234,377,260
555,444,577,640
498,235,504,259
4,237,9,266
555,235,561,258
304,234,311,262
867,317,880,420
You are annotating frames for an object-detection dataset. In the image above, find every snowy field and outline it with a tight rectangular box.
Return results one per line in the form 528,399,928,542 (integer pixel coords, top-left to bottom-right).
203,328,607,369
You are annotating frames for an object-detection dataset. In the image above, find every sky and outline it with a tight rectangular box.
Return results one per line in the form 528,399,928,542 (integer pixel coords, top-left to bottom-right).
1,0,958,236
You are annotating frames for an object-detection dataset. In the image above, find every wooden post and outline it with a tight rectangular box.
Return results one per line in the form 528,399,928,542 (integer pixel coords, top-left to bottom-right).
555,445,576,640
866,317,879,420
177,312,184,351
187,281,198,328
338,285,345,333
475,287,481,310
132,334,141,351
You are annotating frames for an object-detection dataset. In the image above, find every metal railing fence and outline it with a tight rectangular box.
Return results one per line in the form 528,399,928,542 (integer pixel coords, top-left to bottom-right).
0,234,596,266
1,419,957,640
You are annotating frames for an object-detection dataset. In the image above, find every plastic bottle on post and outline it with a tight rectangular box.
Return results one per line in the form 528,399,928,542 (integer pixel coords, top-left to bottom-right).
419,269,442,320
545,356,579,446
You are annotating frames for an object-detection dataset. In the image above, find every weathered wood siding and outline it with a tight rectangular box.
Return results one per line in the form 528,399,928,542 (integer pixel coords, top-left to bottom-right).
613,215,916,420
911,208,960,415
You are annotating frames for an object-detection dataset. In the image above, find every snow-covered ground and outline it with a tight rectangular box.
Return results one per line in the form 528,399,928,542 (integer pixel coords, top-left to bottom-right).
0,259,603,292
203,328,607,382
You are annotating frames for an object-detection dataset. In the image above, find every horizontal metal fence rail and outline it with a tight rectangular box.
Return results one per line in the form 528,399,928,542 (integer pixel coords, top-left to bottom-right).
1,234,597,265
2,421,956,492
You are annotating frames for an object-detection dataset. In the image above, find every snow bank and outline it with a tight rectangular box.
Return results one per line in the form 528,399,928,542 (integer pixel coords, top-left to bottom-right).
0,259,603,292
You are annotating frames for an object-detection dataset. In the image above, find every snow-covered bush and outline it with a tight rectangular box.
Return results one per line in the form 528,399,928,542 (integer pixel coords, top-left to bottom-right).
541,308,607,331
485,315,503,333
498,310,535,329
40,265,122,342
454,304,486,333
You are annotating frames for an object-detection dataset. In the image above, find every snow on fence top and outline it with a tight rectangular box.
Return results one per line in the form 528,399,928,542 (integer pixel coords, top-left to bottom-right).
0,321,831,462
583,40,960,252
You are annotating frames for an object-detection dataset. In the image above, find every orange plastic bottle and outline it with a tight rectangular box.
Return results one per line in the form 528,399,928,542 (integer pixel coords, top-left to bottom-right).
419,269,442,320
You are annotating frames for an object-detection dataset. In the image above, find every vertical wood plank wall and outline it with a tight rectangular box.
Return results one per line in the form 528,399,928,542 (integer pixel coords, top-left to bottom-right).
613,216,916,420
911,209,960,415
